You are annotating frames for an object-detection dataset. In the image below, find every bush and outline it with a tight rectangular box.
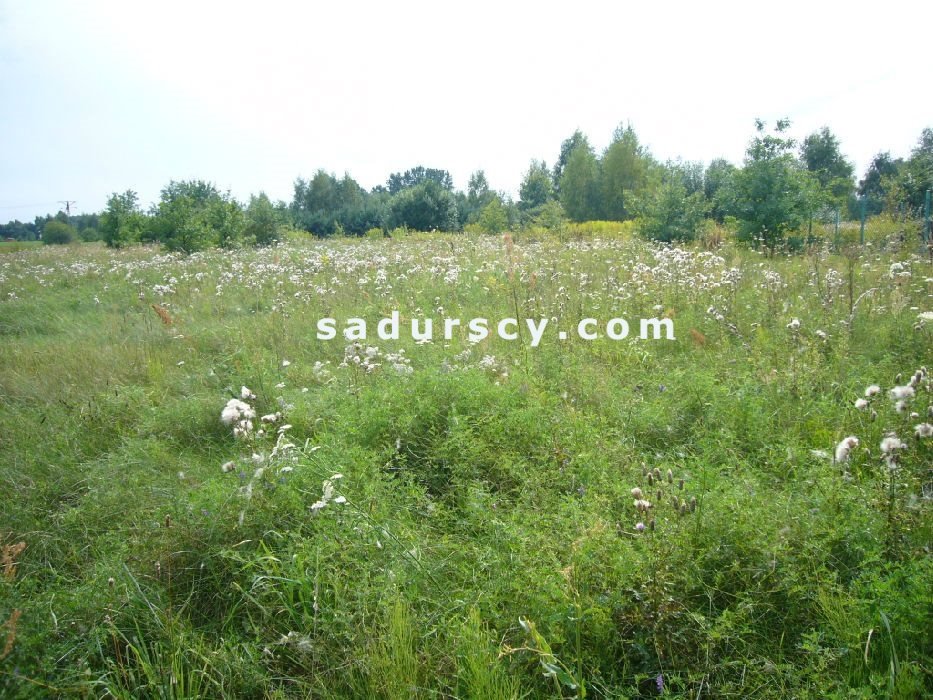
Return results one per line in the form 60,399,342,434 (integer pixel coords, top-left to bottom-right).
42,220,76,245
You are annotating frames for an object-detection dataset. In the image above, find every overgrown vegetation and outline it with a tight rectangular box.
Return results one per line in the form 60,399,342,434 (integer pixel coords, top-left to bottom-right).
1,232,930,698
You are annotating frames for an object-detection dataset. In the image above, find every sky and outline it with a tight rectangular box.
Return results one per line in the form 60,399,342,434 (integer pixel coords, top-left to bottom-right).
1,0,931,224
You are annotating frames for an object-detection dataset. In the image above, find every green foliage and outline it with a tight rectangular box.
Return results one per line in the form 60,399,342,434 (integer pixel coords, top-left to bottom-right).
600,123,653,220
704,158,738,222
150,180,244,253
100,190,144,248
801,126,855,206
634,163,709,242
387,179,459,231
387,165,453,194
464,170,497,225
244,192,280,246
552,129,588,192
733,119,819,250
518,159,553,212
530,199,567,231
41,219,77,244
559,141,601,222
476,196,510,233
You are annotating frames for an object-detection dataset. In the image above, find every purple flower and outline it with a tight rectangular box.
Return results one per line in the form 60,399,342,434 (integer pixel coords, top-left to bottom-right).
656,673,664,693
635,522,646,532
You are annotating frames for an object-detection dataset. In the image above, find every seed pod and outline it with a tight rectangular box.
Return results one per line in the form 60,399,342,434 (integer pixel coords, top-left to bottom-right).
653,467,662,480
657,489,663,502
631,487,644,499
666,469,673,483
647,472,654,486
679,502,687,516
689,496,697,512
648,519,656,531
678,478,684,491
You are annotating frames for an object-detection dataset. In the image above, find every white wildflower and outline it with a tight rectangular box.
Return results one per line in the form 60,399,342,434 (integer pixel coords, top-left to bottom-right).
854,398,869,410
880,435,907,454
914,423,933,438
864,385,881,398
889,385,914,401
241,386,256,400
221,398,255,426
834,436,859,463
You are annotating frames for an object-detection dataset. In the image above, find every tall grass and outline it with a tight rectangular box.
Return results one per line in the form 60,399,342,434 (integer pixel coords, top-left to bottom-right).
0,233,930,698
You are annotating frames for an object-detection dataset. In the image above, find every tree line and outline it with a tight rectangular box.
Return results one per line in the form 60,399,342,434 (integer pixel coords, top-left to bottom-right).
3,120,931,251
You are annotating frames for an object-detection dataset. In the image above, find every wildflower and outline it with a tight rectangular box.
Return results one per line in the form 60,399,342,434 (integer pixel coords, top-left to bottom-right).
633,499,652,512
282,359,291,367
854,398,869,410
914,423,933,439
666,469,673,483
631,487,644,499
221,398,255,426
880,435,906,454
787,318,800,331
834,436,859,463
895,400,908,414
815,330,827,340
261,412,281,424
241,386,256,400
865,385,881,398
310,474,346,514
635,522,645,532
889,385,914,401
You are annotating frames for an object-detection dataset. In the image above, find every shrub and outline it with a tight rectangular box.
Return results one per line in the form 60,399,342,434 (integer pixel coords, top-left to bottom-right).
42,220,76,245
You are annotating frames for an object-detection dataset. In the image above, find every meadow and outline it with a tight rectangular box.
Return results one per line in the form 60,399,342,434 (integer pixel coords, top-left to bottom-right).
0,231,930,698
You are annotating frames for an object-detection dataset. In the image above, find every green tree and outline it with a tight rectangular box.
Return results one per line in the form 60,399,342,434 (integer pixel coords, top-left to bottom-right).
387,167,453,194
896,127,933,212
858,152,902,215
634,164,708,242
518,160,553,212
476,196,509,233
559,142,601,222
800,127,855,206
465,170,496,224
733,119,817,250
41,219,76,245
704,158,738,222
388,179,459,231
600,124,652,220
150,180,243,252
553,130,588,193
100,190,144,248
245,192,281,246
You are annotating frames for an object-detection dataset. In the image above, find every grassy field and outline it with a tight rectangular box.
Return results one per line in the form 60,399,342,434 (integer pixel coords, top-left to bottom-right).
0,233,930,698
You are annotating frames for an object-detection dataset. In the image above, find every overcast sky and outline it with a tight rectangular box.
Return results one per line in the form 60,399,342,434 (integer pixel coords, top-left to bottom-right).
1,0,930,224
